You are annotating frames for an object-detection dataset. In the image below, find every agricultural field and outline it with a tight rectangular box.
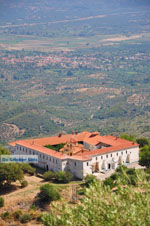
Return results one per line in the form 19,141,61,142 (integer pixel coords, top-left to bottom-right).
0,0,150,143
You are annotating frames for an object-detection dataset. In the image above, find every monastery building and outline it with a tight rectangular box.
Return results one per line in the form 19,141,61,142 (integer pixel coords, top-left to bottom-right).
9,131,139,179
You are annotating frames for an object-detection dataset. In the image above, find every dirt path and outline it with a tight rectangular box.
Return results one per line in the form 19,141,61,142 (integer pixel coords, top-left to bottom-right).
0,176,43,213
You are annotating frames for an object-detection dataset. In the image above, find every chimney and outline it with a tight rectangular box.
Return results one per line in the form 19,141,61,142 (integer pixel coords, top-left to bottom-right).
58,132,62,137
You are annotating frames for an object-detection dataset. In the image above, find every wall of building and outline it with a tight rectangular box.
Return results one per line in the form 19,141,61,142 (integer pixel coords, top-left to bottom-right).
9,145,16,154
83,142,97,150
14,144,62,172
67,159,84,179
80,147,139,176
82,161,92,177
11,144,139,179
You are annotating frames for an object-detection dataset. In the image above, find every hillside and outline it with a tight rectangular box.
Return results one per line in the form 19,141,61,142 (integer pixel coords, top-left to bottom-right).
0,0,150,143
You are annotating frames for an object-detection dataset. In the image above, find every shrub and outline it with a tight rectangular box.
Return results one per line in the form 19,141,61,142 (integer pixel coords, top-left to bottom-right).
21,163,36,175
42,171,150,226
126,168,136,175
84,174,97,187
146,175,150,181
77,188,86,195
116,165,128,173
1,211,10,220
30,204,37,210
110,173,119,180
0,197,4,208
43,171,55,181
13,210,22,220
28,209,41,220
104,166,138,188
55,171,73,183
103,177,114,189
21,180,28,188
129,175,137,186
20,213,32,223
145,168,150,174
38,184,60,203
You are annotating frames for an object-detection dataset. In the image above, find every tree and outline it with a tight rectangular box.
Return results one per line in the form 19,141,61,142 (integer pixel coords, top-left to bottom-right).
0,163,24,187
42,171,150,226
136,138,150,148
139,146,150,168
21,163,36,175
120,134,136,142
0,146,10,156
38,184,60,203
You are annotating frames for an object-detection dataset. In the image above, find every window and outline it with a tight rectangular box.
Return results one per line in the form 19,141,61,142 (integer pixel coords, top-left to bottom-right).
121,152,123,155
96,157,98,160
49,157,51,161
53,159,54,163
101,156,103,159
87,162,89,166
75,162,76,166
43,155,45,159
106,155,108,158
29,150,31,154
47,156,48,160
111,154,112,157
116,153,118,156
56,160,57,164
126,151,127,154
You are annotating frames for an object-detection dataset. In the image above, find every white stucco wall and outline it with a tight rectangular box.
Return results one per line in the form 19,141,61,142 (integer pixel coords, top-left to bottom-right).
67,159,84,179
11,144,139,180
13,145,62,172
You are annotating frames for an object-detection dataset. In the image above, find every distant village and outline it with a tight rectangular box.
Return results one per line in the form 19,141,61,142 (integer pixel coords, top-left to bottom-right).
1,52,149,69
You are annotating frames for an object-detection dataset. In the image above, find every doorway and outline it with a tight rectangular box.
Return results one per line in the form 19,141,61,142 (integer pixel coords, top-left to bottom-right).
108,163,111,170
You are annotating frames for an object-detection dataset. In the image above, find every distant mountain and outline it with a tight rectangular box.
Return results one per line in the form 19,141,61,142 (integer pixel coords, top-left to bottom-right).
0,0,150,25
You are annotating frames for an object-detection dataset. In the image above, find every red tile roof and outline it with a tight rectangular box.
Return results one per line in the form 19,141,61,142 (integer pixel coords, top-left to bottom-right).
9,132,139,161
15,140,68,160
78,143,139,157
